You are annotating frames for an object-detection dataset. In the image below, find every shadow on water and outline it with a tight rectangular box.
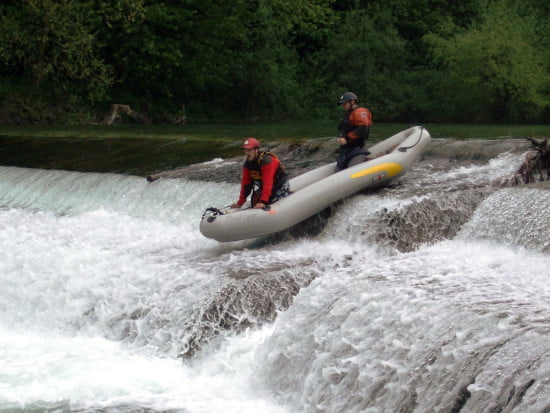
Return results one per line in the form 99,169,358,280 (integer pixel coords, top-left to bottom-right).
0,122,338,176
0,136,244,176
2,122,548,176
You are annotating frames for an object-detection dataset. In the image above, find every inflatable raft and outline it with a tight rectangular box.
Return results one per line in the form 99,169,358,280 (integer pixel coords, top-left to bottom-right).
200,125,431,242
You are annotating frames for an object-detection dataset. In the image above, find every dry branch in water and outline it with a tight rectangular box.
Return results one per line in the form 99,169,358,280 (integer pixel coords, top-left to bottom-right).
503,137,549,186
101,104,150,125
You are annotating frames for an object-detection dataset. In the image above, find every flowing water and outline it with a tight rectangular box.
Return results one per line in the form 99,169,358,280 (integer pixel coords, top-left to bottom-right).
0,135,549,412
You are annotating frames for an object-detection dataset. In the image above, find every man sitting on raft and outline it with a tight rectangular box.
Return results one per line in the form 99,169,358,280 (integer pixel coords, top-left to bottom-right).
231,137,290,209
335,91,372,171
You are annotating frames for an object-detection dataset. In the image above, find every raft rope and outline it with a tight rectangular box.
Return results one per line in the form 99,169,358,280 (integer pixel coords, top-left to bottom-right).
398,125,424,152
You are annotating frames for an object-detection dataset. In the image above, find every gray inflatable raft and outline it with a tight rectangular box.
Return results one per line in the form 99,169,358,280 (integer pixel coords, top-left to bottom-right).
200,125,431,242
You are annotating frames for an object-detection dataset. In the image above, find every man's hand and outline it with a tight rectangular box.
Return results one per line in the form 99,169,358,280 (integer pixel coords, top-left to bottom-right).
337,137,347,145
254,202,266,209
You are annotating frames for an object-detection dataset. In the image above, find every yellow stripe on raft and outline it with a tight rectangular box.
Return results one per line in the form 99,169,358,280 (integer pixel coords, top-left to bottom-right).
349,162,403,179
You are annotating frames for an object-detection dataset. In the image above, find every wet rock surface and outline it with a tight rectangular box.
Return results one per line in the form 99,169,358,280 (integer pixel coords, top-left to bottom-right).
168,137,549,358
151,137,548,188
147,137,338,183
178,265,317,358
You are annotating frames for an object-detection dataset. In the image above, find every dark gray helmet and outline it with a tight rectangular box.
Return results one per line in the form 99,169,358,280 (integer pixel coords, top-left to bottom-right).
338,92,358,105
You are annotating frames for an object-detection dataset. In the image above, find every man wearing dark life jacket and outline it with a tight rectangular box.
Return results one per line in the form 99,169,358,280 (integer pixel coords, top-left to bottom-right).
336,91,372,171
231,137,290,209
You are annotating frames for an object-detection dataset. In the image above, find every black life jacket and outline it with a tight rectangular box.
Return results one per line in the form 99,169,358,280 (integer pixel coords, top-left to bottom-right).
244,151,288,184
338,107,371,148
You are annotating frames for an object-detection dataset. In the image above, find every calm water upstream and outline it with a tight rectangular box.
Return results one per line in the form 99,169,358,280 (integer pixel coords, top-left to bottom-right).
0,124,549,412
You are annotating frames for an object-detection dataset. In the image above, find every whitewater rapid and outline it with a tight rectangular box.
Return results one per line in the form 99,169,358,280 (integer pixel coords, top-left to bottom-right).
0,147,549,412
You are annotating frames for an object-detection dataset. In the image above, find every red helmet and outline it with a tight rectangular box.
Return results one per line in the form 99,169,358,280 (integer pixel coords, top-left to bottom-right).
241,137,260,149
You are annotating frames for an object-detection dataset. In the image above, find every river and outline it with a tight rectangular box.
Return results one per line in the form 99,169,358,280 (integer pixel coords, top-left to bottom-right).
0,129,549,412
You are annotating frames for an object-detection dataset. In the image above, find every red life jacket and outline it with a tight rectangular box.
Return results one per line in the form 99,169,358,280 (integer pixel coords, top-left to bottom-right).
238,151,288,205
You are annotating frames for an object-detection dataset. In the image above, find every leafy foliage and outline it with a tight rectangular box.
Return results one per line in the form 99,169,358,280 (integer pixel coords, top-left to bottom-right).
0,0,548,124
1,1,112,104
425,0,549,122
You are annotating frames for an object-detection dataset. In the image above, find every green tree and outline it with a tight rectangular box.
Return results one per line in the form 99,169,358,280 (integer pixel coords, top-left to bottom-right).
187,0,335,120
1,0,548,124
92,0,193,117
425,0,549,122
0,0,112,121
302,0,486,122
310,6,415,121
92,0,335,120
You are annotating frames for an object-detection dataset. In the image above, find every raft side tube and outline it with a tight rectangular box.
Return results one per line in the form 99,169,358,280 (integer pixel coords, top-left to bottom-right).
200,126,431,242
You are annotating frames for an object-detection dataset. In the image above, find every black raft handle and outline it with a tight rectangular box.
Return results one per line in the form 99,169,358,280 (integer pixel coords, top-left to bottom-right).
202,207,225,220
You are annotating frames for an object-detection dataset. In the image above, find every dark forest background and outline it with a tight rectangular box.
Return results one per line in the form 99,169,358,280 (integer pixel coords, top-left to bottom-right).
1,0,548,125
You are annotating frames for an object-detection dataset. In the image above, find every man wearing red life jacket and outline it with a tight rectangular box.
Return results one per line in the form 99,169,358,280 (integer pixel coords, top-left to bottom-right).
336,91,372,171
231,137,290,209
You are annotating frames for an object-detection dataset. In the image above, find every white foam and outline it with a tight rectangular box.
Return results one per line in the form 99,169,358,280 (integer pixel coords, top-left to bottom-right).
254,239,550,411
1,158,548,412
0,327,288,412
